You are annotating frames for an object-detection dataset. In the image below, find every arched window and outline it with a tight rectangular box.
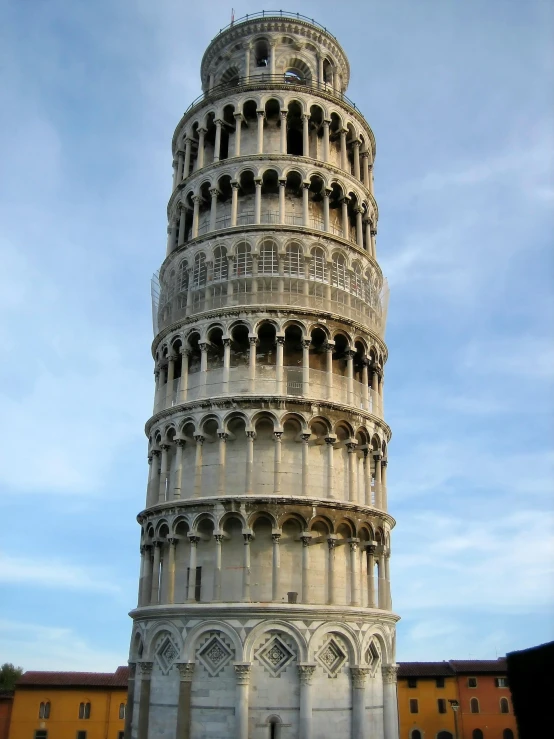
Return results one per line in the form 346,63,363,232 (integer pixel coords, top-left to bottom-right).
351,262,363,296
470,698,480,714
220,66,240,86
235,241,252,276
38,702,51,719
268,715,281,739
437,733,453,739
331,253,347,290
178,260,189,292
310,247,326,282
500,697,509,714
78,702,91,719
213,245,228,281
503,730,514,739
259,239,279,274
410,731,422,739
284,244,302,276
472,730,483,739
193,253,207,287
118,703,126,720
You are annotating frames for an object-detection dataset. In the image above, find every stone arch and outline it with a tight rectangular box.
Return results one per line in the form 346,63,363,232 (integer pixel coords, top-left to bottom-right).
360,626,392,665
183,620,243,662
244,620,308,663
145,620,184,660
308,622,359,664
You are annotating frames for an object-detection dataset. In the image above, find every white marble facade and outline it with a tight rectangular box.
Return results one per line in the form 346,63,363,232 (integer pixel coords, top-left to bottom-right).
126,12,399,739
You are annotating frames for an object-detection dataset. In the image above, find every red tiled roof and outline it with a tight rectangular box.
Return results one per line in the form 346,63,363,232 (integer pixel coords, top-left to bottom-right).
17,667,128,688
449,658,507,673
398,662,455,678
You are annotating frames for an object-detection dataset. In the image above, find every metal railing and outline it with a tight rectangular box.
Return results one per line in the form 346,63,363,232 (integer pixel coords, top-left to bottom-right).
194,211,349,239
210,10,339,42
183,74,358,118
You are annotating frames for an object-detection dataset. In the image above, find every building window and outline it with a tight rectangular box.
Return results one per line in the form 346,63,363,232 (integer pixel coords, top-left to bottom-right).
436,677,445,688
78,702,91,719
503,730,514,739
472,731,483,739
437,698,447,713
437,733,453,739
411,731,422,739
118,733,125,739
500,697,510,714
409,698,419,714
38,702,51,719
407,678,417,688
470,698,480,714
496,677,509,688
34,732,48,739
468,677,478,688
118,704,126,720
76,732,87,739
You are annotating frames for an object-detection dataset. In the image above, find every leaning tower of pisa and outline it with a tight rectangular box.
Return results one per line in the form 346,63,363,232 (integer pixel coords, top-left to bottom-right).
125,12,399,739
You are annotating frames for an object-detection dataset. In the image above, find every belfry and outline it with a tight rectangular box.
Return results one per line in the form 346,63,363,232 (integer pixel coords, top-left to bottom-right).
126,11,399,739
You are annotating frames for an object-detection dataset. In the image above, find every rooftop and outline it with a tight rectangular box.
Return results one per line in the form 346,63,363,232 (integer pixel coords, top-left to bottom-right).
17,666,128,689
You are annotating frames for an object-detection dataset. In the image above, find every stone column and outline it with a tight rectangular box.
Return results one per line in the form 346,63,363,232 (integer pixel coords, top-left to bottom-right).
234,663,251,739
323,188,331,232
378,553,387,609
351,668,371,739
233,113,242,156
200,341,208,374
191,195,200,239
301,534,311,602
187,535,199,601
256,110,265,154
325,436,336,498
367,544,376,607
213,533,223,600
179,348,189,403
302,113,310,156
242,533,252,601
196,128,206,169
340,129,348,170
301,433,310,497
213,119,222,162
248,336,257,392
244,46,251,76
341,197,349,239
167,538,177,604
298,664,317,739
363,449,372,506
370,224,377,259
273,431,283,494
362,152,370,188
193,435,204,497
382,665,400,739
137,662,153,739
385,552,392,610
150,543,161,603
153,367,161,413
355,207,364,248
322,120,330,162
346,349,355,404
364,219,372,254
245,430,255,494
165,355,176,407
302,182,310,226
209,188,218,231
280,110,288,153
317,54,324,84
230,182,239,226
379,372,385,417
272,532,281,601
347,442,357,502
278,178,286,223
137,546,147,606
368,160,374,196
173,439,185,499
123,662,136,739
361,360,369,409
176,663,195,739
299,339,310,394
276,336,284,394
327,537,337,604
177,206,187,246
381,459,388,510
350,541,360,606
222,338,231,390
325,342,334,398
374,453,382,509
217,432,228,495
142,545,153,605
371,368,379,415
158,444,170,502
254,178,262,224
353,140,361,180
183,138,192,178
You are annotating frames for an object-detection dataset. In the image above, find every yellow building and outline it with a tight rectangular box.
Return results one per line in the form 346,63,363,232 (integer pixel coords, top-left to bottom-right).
9,667,128,739
398,662,458,739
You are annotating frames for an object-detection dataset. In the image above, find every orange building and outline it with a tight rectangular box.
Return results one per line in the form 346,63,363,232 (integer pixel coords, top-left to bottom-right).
398,659,518,739
9,668,128,739
451,659,518,739
0,692,14,739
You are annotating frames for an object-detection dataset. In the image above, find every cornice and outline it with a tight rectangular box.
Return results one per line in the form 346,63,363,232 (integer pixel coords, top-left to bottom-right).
172,82,374,159
144,394,392,441
136,494,397,529
130,602,399,623
167,153,379,223
152,303,388,359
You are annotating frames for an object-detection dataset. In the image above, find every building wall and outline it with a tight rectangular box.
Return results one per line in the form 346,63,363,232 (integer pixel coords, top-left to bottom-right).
456,674,518,739
398,676,458,739
0,695,13,739
9,688,126,739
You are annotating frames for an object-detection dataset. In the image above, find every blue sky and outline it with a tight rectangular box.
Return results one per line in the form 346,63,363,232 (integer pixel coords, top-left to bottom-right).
0,0,552,670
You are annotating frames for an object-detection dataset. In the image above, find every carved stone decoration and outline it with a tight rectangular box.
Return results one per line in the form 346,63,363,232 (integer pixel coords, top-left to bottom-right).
156,636,180,674
177,663,195,682
197,633,234,677
138,661,153,676
366,638,381,676
381,664,399,684
254,635,296,677
234,663,251,685
315,637,348,678
297,664,317,685
351,667,371,689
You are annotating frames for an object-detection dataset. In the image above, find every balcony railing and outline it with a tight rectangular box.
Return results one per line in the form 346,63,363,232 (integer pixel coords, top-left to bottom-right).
195,211,351,240
210,10,340,42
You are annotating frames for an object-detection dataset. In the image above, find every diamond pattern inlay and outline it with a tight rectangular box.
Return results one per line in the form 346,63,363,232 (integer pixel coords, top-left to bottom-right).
156,637,179,674
255,636,295,677
197,634,234,677
315,638,347,677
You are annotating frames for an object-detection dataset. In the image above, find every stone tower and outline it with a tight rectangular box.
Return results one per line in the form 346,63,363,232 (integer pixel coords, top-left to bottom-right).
126,11,399,739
